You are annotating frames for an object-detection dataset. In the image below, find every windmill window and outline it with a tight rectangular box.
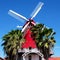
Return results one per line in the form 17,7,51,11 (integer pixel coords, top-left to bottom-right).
29,47,32,50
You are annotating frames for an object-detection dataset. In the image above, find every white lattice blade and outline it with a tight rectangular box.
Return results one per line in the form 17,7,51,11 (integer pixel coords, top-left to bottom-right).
8,10,29,21
22,22,30,32
31,2,44,19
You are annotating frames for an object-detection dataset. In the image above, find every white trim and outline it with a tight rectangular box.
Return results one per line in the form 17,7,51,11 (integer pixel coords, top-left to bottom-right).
22,48,44,57
18,48,45,60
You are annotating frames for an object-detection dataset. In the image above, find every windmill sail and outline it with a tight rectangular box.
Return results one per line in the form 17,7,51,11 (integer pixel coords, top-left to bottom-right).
8,10,29,21
31,2,44,19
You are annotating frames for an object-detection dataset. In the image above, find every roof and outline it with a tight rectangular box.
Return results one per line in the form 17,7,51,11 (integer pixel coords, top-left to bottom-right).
49,57,60,60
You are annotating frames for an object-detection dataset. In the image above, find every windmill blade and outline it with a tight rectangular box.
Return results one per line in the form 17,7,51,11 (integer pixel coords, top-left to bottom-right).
22,22,30,32
31,2,44,19
8,10,29,21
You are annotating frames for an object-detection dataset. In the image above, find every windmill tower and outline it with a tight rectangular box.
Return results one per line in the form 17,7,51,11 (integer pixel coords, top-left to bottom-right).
8,2,45,60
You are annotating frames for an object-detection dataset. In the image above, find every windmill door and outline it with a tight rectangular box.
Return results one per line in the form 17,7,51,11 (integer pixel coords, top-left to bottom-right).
32,55,39,60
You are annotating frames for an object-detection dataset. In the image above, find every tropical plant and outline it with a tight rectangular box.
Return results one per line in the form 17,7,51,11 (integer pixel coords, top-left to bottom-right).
2,29,24,60
31,24,56,60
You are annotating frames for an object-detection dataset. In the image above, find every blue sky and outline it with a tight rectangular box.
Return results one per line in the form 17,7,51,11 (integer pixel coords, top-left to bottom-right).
0,0,60,58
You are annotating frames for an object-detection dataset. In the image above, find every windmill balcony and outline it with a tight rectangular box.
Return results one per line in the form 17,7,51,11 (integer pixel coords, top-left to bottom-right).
18,48,45,60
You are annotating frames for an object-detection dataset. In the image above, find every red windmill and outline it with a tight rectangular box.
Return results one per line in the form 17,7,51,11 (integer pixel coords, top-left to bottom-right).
8,2,44,49
22,20,37,48
8,2,46,60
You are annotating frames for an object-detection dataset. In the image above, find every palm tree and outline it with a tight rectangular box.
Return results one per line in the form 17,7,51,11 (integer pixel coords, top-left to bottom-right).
31,24,56,60
2,29,24,60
